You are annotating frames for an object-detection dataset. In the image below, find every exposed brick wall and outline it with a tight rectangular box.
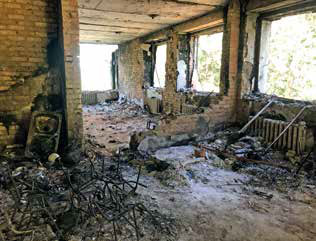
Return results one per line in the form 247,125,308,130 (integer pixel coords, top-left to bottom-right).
162,32,185,114
60,0,83,143
157,0,241,134
114,0,242,136
0,0,58,91
0,122,22,150
212,0,240,122
0,0,83,148
0,0,59,148
118,39,145,105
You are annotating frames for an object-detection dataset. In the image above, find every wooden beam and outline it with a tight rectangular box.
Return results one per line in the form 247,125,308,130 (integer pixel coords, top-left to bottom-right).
78,0,228,8
80,30,138,38
79,8,189,24
175,9,224,33
96,0,216,15
173,0,228,5
79,17,168,30
79,23,149,35
247,0,308,13
142,9,224,42
80,35,133,44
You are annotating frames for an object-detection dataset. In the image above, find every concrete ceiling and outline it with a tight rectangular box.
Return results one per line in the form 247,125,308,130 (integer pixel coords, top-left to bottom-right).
78,0,229,44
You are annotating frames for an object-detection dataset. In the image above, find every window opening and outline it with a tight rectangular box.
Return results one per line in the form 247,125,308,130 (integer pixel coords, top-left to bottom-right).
191,32,223,92
153,44,167,88
80,44,118,91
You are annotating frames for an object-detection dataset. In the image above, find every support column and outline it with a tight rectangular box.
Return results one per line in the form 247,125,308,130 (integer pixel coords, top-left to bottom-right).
218,0,241,121
227,0,241,98
60,0,83,143
163,31,185,113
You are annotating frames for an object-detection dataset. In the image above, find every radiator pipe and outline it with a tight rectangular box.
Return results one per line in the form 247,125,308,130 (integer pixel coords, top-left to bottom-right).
239,100,274,134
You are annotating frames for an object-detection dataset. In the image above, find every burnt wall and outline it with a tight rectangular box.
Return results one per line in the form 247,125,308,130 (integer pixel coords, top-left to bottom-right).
0,0,83,150
115,0,242,136
238,0,316,128
60,0,83,143
159,0,241,134
118,39,145,105
0,0,61,149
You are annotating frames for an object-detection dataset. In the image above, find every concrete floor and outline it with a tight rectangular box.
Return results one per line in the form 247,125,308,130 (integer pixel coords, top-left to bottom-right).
83,103,316,241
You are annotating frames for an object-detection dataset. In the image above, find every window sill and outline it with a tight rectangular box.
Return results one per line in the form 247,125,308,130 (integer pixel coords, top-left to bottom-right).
243,93,315,107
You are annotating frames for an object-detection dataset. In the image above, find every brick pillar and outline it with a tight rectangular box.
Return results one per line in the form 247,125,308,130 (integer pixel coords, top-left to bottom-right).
162,31,185,113
227,0,240,98
221,0,241,121
60,0,83,143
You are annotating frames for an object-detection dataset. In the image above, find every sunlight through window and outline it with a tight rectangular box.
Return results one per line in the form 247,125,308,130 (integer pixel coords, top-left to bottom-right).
80,44,118,91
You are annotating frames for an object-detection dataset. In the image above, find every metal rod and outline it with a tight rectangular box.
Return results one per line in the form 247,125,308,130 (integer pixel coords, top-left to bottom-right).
239,100,274,134
264,106,310,154
295,149,313,175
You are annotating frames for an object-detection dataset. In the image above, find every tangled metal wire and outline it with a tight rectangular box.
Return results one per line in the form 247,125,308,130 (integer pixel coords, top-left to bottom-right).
1,151,161,241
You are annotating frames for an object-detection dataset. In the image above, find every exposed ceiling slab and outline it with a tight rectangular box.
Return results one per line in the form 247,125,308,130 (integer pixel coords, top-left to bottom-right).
79,0,229,44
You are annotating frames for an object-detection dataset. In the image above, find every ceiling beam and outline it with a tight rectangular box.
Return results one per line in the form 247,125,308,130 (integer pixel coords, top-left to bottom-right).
80,23,149,35
170,0,228,6
79,17,168,30
247,0,308,13
79,8,189,24
142,8,224,42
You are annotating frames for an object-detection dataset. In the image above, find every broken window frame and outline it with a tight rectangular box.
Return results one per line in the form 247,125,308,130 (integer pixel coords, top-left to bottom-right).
142,44,156,88
111,50,119,90
253,2,316,97
188,26,224,93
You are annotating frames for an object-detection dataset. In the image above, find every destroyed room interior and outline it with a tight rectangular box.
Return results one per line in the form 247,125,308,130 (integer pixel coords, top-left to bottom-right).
1,0,316,240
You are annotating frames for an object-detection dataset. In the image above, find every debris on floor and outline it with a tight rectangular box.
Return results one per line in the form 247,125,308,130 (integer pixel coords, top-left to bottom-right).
83,100,160,155
0,101,315,241
0,148,178,241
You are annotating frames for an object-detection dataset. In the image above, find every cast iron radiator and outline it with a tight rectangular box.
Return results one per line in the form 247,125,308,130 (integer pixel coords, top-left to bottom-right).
82,92,97,105
248,117,307,154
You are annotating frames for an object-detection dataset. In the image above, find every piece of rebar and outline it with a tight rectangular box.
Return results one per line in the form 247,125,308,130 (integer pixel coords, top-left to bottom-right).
112,221,118,241
132,207,140,241
296,149,313,175
134,166,142,192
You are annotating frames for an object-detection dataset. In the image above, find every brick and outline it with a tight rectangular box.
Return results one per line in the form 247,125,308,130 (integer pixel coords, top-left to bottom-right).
0,0,60,145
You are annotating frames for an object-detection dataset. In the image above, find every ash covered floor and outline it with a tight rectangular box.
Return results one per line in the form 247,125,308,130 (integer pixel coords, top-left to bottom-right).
0,101,315,241
83,101,159,156
81,101,316,241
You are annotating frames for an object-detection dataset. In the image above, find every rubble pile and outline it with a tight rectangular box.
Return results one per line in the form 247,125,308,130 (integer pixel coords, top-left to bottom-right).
0,150,177,241
131,122,315,190
190,128,316,189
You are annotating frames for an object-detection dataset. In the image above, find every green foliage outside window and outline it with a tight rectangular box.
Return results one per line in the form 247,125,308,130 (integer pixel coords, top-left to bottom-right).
266,13,316,101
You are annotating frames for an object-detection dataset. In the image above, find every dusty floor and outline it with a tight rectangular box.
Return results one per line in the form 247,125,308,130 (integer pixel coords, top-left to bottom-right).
82,102,316,241
137,146,316,241
83,102,158,155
